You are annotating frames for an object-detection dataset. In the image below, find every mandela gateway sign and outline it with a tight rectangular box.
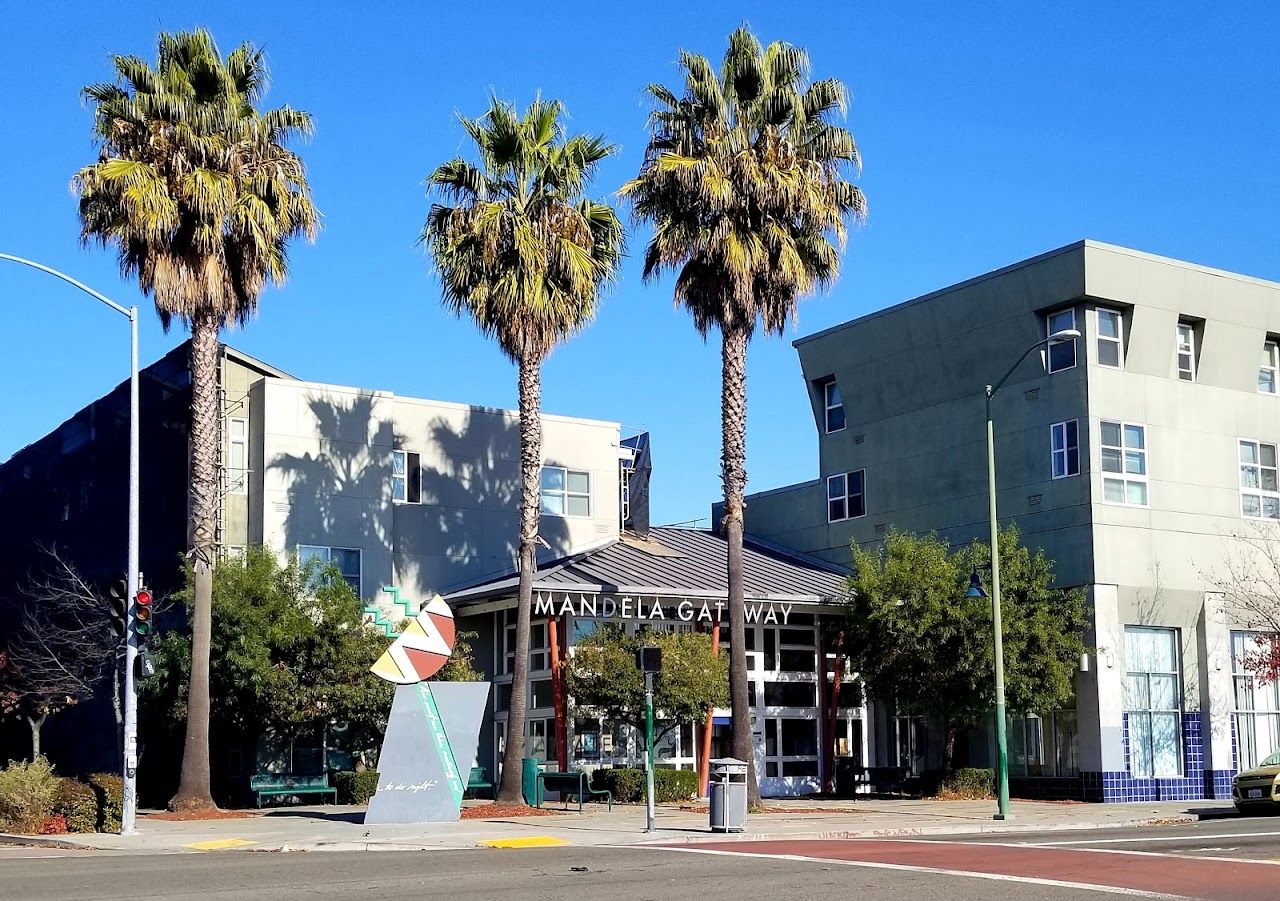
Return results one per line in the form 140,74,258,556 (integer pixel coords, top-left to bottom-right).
533,591,799,626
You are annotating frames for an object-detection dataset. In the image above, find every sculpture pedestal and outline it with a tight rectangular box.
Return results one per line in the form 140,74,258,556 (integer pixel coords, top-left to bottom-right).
364,681,490,825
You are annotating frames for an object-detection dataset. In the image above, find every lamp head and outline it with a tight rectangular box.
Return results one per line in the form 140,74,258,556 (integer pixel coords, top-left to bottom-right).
1048,328,1081,344
966,568,987,598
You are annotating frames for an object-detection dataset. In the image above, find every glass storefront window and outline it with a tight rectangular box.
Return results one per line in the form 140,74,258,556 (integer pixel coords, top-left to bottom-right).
1124,627,1183,777
1233,631,1280,770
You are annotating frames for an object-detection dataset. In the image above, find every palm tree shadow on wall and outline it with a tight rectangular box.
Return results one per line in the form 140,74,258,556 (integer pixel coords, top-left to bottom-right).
270,394,570,603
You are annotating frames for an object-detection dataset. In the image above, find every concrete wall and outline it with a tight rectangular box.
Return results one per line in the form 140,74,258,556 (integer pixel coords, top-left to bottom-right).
258,377,622,602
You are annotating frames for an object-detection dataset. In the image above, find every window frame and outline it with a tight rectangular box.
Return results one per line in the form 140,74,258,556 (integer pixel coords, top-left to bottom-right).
826,469,866,523
297,545,362,597
1095,307,1125,370
1050,419,1080,479
823,380,845,434
1046,308,1078,373
1123,626,1183,778
1238,438,1280,521
1175,323,1196,382
1261,341,1279,395
1232,631,1280,771
391,450,422,504
1099,420,1149,507
226,416,248,495
539,465,592,518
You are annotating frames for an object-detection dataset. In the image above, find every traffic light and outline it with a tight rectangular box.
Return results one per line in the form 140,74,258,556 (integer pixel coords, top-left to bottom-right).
107,579,127,642
133,586,153,645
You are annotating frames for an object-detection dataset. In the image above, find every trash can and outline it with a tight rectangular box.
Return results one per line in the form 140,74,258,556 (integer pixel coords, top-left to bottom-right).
708,757,748,832
521,757,541,807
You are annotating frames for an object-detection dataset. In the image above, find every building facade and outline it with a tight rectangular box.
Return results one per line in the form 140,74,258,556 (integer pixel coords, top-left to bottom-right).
735,240,1280,801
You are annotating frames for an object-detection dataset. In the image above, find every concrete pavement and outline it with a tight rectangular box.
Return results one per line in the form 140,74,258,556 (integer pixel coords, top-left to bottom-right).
0,797,1240,855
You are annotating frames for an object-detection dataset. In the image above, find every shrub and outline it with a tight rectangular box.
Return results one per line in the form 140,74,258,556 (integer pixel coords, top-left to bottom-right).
86,773,123,832
590,767,699,804
40,814,68,835
55,778,99,833
333,770,380,805
0,757,60,834
936,768,994,800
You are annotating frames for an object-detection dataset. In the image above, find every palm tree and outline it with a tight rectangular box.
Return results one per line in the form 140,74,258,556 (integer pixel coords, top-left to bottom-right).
623,26,865,805
422,97,622,803
75,29,318,810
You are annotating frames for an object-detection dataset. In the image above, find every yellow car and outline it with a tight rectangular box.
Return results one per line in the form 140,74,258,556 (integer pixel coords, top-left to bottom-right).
1233,752,1280,813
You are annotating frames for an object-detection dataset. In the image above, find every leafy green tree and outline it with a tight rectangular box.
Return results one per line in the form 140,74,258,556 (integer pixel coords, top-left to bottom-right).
623,27,865,805
75,29,319,810
147,549,393,779
432,630,483,683
563,627,728,743
844,526,1086,773
421,97,623,803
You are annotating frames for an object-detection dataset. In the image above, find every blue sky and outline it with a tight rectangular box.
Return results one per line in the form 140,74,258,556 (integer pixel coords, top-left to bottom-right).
2,1,1278,526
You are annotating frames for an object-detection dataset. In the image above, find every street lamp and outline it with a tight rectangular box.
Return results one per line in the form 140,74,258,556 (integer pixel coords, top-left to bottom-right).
982,326,1080,821
0,253,141,836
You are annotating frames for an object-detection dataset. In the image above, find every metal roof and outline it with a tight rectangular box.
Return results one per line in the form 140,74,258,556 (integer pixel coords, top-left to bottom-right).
446,527,849,607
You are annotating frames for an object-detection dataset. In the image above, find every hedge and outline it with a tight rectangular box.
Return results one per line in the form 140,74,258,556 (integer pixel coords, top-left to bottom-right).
55,778,99,834
937,768,994,800
590,768,699,804
333,770,380,805
0,757,59,834
86,773,124,832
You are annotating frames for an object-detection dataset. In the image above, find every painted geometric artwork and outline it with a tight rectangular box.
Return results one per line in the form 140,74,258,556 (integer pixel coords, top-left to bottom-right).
370,594,456,684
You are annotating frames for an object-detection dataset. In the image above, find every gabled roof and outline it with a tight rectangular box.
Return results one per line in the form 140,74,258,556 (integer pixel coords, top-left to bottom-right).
446,526,849,607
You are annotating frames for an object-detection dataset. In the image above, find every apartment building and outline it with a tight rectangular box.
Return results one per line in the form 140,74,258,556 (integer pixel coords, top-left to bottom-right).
736,241,1280,802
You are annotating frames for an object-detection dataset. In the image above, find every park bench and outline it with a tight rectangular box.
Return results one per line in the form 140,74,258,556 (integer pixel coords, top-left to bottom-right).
466,766,494,798
535,770,612,812
249,772,338,807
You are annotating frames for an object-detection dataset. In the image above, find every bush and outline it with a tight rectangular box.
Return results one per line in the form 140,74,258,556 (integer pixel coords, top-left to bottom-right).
333,770,380,805
0,757,60,834
936,768,994,800
55,778,99,833
590,767,699,804
86,773,123,832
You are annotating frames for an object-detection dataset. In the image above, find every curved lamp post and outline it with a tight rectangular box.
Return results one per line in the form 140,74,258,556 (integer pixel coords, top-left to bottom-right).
974,326,1080,821
0,253,140,835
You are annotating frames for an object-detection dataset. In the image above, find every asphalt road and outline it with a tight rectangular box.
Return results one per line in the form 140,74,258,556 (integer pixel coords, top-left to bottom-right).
4,817,1280,901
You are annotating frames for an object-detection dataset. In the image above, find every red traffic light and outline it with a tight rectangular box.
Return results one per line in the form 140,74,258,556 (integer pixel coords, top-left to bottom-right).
135,589,152,607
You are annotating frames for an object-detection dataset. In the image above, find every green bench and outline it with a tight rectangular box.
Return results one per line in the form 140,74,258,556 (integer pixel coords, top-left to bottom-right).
249,772,338,807
535,770,612,812
466,766,494,798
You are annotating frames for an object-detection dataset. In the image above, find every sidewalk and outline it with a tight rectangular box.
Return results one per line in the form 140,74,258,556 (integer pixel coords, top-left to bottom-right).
1,797,1238,855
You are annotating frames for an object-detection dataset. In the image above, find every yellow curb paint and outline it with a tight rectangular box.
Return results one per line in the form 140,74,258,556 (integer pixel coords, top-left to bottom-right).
480,836,569,849
184,839,257,851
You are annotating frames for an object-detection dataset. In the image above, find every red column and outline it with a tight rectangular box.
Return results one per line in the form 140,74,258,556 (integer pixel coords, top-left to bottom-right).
697,622,721,797
548,616,568,771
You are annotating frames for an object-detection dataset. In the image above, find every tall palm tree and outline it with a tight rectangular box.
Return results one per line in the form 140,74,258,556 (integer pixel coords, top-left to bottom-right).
75,29,318,810
422,97,623,803
623,26,865,805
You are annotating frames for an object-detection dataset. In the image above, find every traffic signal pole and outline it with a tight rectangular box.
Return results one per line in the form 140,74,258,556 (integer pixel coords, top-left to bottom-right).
0,254,141,835
123,307,139,835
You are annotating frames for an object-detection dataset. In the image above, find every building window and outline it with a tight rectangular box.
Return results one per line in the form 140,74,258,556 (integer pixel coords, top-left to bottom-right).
827,470,866,522
823,380,845,433
226,417,248,495
540,466,591,517
1096,308,1124,369
223,545,247,561
298,545,361,596
1176,323,1196,381
1100,421,1148,506
1261,341,1279,395
1047,308,1077,373
392,450,421,504
1008,710,1079,777
1232,631,1280,771
1124,627,1182,778
1050,420,1079,479
1239,440,1280,520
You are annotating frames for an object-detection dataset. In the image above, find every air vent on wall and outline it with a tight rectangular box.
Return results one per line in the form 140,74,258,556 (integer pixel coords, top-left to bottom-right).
1024,388,1040,401
854,434,865,445
874,522,887,533
1028,494,1042,508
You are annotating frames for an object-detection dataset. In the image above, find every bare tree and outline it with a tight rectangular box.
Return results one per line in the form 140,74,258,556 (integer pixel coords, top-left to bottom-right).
1203,524,1280,678
1,550,118,758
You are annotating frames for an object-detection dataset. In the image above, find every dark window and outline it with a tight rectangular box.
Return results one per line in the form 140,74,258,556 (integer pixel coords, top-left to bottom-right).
780,649,816,672
764,681,817,707
530,679,554,709
781,719,818,756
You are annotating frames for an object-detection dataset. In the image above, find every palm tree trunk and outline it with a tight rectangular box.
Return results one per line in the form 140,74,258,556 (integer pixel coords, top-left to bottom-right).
496,352,542,804
721,326,760,807
170,312,219,811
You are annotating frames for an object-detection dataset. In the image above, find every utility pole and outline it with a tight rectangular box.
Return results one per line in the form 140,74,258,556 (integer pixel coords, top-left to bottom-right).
0,254,141,835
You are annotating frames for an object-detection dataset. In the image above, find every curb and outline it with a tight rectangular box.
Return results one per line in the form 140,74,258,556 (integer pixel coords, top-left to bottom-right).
0,833,103,851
